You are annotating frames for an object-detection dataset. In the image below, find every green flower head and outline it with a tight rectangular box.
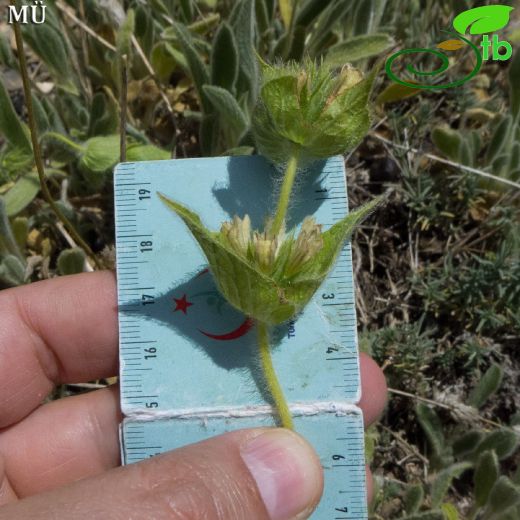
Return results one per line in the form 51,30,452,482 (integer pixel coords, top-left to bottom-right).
158,194,381,326
252,58,377,166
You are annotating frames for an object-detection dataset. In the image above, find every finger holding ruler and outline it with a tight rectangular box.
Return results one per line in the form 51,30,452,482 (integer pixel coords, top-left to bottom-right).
115,155,368,519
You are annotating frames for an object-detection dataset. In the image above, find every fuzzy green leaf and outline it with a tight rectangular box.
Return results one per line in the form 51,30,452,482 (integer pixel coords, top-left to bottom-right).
474,450,499,508
203,85,249,139
57,248,86,275
307,2,352,55
80,135,120,174
432,126,463,162
431,462,472,508
0,77,31,151
11,217,28,254
188,13,221,35
0,147,34,179
486,115,512,163
491,154,509,179
353,0,373,35
255,0,270,34
231,0,259,103
416,404,446,459
403,484,424,515
325,34,394,67
31,93,50,135
485,476,520,518
469,364,503,409
211,23,239,92
452,430,484,458
116,9,135,58
0,255,26,287
3,171,40,217
80,136,168,174
491,506,520,520
172,22,211,112
158,193,380,325
126,144,170,162
474,429,518,461
0,199,23,259
88,93,118,137
21,22,75,90
199,114,219,156
0,31,15,67
295,0,330,27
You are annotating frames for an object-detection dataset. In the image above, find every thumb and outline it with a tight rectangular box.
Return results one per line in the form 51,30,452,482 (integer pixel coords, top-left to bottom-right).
0,428,324,520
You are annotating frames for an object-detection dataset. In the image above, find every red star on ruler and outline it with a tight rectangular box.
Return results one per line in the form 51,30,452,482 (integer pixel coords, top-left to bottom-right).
173,294,194,315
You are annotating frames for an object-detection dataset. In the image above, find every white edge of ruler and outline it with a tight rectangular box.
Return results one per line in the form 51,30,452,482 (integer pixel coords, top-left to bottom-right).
122,401,362,422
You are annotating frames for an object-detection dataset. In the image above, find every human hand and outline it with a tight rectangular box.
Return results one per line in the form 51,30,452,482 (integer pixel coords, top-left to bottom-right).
0,272,386,519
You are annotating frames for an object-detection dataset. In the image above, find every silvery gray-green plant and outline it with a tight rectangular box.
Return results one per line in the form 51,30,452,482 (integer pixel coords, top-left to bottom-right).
161,57,380,429
431,50,520,190
390,365,520,520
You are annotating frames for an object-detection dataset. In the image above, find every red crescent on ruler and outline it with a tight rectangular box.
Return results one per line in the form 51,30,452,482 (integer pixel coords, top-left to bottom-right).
198,317,254,341
191,268,253,340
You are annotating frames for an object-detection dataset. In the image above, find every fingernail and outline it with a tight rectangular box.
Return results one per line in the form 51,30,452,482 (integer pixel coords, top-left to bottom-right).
240,429,322,520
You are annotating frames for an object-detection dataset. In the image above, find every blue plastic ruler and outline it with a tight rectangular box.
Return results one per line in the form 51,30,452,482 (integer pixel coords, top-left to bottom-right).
114,155,367,519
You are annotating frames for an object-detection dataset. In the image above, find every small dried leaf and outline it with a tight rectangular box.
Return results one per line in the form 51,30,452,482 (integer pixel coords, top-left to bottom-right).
376,82,420,104
437,39,466,51
279,0,293,29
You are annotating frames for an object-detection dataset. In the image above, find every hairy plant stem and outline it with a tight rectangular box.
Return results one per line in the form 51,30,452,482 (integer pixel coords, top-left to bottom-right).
259,149,302,428
256,320,294,430
11,5,103,270
270,150,300,236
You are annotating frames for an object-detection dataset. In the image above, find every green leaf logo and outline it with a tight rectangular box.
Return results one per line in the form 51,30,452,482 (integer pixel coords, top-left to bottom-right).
453,5,514,35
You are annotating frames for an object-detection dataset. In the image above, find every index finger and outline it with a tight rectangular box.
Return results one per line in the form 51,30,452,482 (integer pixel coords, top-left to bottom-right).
0,271,118,428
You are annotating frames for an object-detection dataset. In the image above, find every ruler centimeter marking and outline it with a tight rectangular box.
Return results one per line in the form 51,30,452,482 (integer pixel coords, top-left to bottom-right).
120,411,368,519
115,156,367,519
115,158,360,406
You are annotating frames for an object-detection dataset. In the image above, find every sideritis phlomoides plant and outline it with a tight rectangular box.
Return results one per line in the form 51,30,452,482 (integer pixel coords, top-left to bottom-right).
159,58,382,429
